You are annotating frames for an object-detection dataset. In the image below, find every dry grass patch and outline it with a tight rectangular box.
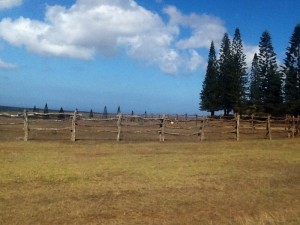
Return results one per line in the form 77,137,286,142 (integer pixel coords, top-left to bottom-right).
0,140,299,224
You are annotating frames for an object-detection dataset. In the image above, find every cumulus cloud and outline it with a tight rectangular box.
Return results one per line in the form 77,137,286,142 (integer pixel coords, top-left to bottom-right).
164,6,226,49
0,0,226,74
0,59,17,69
187,50,206,72
0,0,22,10
243,44,259,68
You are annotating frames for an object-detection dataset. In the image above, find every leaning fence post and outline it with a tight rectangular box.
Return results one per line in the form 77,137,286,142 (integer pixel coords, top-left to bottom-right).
71,110,77,142
23,109,29,141
159,115,166,142
117,114,122,142
266,115,272,140
236,114,240,141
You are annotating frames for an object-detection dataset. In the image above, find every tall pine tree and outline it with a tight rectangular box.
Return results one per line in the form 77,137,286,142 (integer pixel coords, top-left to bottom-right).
258,30,282,114
103,106,108,118
89,109,94,118
219,33,234,115
231,28,248,113
200,41,220,116
249,53,264,111
44,103,49,114
58,107,65,120
282,23,300,114
43,103,49,119
117,106,121,114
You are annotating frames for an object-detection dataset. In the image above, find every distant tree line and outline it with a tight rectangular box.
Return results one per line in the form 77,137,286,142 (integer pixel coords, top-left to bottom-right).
32,104,134,119
200,24,300,116
31,104,164,119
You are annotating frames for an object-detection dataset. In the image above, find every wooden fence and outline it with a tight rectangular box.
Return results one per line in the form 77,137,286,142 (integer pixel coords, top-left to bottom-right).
0,110,299,142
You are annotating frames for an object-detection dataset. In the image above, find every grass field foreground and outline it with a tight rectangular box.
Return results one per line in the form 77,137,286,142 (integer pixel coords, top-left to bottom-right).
0,140,299,224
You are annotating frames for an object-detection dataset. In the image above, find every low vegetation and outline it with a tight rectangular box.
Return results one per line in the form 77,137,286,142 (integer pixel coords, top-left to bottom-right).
0,140,299,224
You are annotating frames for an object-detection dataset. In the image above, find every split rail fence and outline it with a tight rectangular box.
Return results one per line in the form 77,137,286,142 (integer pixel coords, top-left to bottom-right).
0,110,299,142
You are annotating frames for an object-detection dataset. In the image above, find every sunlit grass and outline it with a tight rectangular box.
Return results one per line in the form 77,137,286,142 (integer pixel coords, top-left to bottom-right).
0,140,299,224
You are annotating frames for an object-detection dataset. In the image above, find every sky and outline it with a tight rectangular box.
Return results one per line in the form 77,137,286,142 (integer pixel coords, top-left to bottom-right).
0,0,299,115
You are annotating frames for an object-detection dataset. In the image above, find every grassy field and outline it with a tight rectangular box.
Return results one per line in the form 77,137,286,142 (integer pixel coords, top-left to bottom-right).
0,139,299,225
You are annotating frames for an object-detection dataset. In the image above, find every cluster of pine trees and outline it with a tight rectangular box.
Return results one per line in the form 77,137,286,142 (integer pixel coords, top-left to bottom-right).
200,24,300,116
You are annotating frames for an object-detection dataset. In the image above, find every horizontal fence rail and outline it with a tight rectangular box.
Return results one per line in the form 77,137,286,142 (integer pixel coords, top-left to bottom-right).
0,110,299,142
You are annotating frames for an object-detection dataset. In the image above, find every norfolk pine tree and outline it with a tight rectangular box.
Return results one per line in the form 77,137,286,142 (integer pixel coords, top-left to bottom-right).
103,106,108,118
250,53,264,112
200,41,220,116
89,109,94,118
282,24,300,114
43,103,49,119
44,103,49,114
58,107,65,120
218,33,234,115
231,28,248,113
258,30,282,114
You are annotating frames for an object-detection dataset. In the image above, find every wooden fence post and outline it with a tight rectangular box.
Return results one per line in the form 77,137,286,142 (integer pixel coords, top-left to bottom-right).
266,115,272,140
296,116,300,136
236,114,240,141
251,114,255,133
71,110,77,142
23,109,29,141
117,114,122,142
159,115,166,142
291,116,295,138
198,117,206,142
285,114,289,131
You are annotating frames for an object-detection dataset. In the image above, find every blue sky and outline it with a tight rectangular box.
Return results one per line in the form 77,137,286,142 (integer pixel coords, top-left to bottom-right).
0,0,299,115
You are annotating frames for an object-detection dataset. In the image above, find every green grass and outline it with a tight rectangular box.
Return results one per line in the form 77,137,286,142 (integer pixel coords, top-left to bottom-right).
0,140,300,224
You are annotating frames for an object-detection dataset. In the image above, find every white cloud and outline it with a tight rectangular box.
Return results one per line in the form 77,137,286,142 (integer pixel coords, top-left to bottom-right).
164,6,226,49
244,44,259,68
187,50,206,72
0,59,17,69
0,0,22,10
0,0,227,74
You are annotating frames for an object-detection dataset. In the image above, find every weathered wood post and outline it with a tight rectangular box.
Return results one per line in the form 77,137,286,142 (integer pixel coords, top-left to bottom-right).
198,117,206,142
266,115,272,140
23,109,29,141
159,115,166,142
71,110,77,142
195,114,198,126
296,116,300,136
236,114,240,141
287,115,291,138
291,116,295,138
117,114,122,142
285,114,289,131
251,113,255,133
